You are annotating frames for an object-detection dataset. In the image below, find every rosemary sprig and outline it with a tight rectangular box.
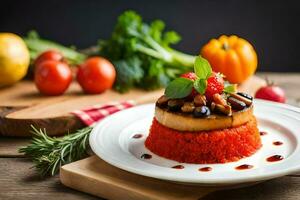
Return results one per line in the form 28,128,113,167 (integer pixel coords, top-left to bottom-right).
19,125,93,177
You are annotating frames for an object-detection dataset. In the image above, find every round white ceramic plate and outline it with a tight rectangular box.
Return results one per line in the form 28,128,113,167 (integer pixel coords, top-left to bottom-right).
89,99,300,186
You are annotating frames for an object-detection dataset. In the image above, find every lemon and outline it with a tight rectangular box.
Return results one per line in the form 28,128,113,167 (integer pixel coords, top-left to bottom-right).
0,33,30,87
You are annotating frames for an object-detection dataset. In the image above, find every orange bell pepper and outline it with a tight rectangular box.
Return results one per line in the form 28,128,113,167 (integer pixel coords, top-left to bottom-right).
201,35,258,84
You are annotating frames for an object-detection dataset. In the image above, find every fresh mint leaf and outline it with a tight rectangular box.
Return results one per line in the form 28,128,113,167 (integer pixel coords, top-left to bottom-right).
194,56,212,80
223,84,237,93
194,79,207,94
165,78,194,99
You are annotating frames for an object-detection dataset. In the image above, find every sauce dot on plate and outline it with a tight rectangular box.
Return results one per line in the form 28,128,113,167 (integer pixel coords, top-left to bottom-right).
199,167,212,172
141,154,152,159
132,134,143,139
172,165,184,169
260,131,268,136
235,164,253,170
273,141,283,146
266,155,284,162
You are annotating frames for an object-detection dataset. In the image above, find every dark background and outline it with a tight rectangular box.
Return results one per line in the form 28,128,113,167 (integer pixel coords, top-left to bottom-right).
1,0,300,72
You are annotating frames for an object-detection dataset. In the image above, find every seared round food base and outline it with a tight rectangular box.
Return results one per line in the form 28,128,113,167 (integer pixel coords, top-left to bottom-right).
155,104,254,131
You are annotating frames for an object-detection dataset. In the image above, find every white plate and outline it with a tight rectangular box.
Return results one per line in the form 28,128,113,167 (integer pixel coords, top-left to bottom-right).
89,99,300,186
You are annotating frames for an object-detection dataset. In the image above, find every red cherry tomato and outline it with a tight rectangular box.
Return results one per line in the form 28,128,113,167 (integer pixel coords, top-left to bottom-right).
34,60,72,95
255,85,286,103
34,50,64,67
77,57,116,94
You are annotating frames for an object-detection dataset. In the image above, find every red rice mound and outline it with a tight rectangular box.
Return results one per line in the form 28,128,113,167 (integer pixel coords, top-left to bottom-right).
145,117,261,164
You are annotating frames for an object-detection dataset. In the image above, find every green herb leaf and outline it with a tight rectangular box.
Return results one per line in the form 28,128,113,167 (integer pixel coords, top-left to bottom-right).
223,84,237,93
194,79,207,94
194,56,212,80
165,78,194,99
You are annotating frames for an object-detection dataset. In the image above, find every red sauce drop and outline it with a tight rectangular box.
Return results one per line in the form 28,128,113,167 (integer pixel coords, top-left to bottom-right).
132,134,143,139
235,164,254,170
260,131,267,136
267,155,284,162
141,154,152,159
199,167,212,172
172,165,184,169
273,141,283,146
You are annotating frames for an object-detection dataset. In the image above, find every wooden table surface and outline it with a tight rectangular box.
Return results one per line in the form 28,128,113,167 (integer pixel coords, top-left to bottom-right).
1,72,300,200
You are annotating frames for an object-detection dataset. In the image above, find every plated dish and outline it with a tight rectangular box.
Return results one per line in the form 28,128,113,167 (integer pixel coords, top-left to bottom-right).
146,56,262,165
90,56,300,186
146,92,260,164
90,101,300,186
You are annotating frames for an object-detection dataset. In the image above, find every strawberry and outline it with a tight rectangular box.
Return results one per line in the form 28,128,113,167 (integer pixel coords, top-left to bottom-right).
205,72,224,100
181,72,197,81
181,72,198,98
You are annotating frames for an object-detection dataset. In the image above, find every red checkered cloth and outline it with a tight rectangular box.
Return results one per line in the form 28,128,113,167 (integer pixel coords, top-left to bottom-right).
71,100,136,126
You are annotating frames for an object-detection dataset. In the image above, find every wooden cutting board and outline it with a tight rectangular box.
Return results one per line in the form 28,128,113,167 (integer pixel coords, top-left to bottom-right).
60,156,217,200
0,81,164,136
61,156,262,200
0,76,265,137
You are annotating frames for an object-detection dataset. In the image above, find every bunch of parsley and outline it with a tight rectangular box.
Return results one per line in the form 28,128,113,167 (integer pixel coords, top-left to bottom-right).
99,10,196,92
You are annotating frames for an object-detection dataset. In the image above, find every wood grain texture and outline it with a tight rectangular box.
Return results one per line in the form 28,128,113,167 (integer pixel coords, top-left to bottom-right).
61,156,216,200
203,176,300,200
0,158,99,200
0,137,28,157
1,158,300,200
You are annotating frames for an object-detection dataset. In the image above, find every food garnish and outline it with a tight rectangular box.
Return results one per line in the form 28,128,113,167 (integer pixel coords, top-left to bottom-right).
193,106,211,117
162,56,252,117
205,72,224,100
167,99,185,111
194,94,207,106
165,56,212,99
165,56,228,100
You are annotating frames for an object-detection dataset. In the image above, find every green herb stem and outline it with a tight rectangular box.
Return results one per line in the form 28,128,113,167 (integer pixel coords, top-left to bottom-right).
168,49,196,67
19,126,92,177
135,44,166,60
23,31,86,65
